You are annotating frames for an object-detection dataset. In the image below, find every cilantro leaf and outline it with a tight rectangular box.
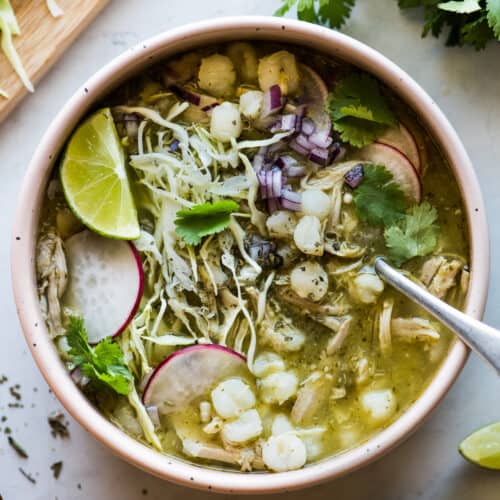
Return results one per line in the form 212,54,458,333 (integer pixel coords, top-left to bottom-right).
66,316,132,395
352,165,407,226
174,200,239,246
274,0,355,29
438,0,481,14
328,74,397,148
462,14,492,49
399,0,499,49
487,0,500,40
384,202,440,265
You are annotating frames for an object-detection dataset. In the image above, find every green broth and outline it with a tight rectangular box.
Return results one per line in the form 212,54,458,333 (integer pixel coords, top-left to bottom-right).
36,41,469,472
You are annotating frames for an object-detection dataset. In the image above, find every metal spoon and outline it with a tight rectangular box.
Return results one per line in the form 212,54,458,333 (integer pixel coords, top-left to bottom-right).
374,257,500,375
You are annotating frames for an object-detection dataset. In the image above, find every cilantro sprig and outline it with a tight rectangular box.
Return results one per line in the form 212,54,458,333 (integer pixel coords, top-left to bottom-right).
384,202,440,265
327,74,397,148
352,165,407,226
275,0,355,29
174,200,239,246
66,316,133,395
275,0,500,50
351,165,439,265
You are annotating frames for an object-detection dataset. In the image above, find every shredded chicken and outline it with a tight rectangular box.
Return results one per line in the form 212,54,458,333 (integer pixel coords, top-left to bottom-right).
421,257,463,299
326,316,352,355
391,318,440,342
36,230,68,337
378,298,394,355
291,372,332,425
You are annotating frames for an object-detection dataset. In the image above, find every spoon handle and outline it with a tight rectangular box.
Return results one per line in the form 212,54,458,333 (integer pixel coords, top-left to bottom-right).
374,257,500,375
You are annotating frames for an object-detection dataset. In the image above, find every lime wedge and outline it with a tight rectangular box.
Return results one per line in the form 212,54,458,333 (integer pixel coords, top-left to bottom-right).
60,108,140,240
459,422,500,469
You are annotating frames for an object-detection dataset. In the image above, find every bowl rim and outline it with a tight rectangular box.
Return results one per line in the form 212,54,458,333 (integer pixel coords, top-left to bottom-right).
10,16,490,494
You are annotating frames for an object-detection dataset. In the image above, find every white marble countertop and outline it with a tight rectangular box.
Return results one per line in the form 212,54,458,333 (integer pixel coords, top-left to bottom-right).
1,1,500,499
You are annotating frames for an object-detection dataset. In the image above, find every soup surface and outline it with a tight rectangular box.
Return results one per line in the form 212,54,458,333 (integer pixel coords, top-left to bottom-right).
36,42,469,473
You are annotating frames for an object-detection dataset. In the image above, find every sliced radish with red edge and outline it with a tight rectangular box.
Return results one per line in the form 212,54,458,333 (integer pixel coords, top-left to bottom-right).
63,230,144,344
142,345,250,415
357,143,422,203
377,122,421,173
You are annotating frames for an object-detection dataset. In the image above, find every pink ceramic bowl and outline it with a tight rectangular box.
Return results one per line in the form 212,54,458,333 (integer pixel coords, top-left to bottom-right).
11,16,489,494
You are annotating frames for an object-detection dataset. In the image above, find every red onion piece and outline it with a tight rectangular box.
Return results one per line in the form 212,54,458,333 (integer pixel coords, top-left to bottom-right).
309,131,333,149
281,188,302,204
267,197,280,214
280,198,301,211
301,117,316,136
272,168,282,198
296,134,314,151
309,148,331,166
289,138,310,157
344,164,364,188
266,170,274,199
285,165,307,177
169,139,180,152
261,85,284,118
275,155,297,169
257,171,267,198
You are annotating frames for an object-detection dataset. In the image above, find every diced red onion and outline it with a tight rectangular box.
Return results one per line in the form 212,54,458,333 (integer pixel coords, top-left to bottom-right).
272,168,282,199
309,147,331,166
280,198,302,211
261,85,284,118
169,139,180,152
275,155,297,169
309,131,333,149
296,134,314,150
285,165,307,177
267,197,280,214
266,170,274,199
289,138,310,157
257,171,267,198
344,164,364,188
270,114,298,133
281,189,301,204
253,153,265,173
301,117,316,136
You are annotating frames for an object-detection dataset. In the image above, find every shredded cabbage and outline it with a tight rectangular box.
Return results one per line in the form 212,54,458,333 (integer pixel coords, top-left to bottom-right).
0,0,34,92
46,0,64,18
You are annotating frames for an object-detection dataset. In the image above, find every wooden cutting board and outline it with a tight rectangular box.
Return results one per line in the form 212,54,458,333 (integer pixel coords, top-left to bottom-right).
0,0,110,123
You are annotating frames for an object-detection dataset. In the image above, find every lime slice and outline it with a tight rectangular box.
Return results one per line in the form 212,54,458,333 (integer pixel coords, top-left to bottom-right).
60,108,140,240
459,422,500,469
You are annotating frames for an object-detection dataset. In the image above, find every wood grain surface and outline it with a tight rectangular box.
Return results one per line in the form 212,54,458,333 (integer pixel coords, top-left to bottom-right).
0,0,110,123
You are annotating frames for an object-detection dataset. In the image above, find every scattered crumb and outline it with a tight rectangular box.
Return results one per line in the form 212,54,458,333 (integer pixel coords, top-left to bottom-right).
8,403,24,409
77,483,82,490
48,411,70,438
19,468,36,484
0,375,7,384
9,386,21,401
142,488,148,495
8,436,28,458
50,461,63,479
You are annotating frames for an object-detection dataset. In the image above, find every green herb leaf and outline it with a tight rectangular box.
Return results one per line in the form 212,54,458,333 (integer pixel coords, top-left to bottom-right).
175,200,239,246
438,0,481,14
399,0,499,49
384,202,440,265
66,316,132,395
487,0,500,40
328,74,397,147
274,0,355,29
352,165,407,226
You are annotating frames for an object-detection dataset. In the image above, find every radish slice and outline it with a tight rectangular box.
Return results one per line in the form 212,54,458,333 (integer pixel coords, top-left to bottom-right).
357,143,422,203
299,64,331,136
377,123,421,172
142,345,249,415
63,230,144,344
